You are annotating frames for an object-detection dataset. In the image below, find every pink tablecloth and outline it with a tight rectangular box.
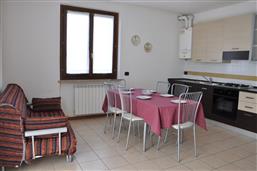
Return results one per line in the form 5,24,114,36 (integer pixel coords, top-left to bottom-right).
102,89,207,136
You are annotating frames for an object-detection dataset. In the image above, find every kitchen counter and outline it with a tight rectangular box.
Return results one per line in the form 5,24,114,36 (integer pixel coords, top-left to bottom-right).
169,78,257,93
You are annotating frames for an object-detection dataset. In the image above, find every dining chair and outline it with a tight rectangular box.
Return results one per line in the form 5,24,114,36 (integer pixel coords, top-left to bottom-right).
162,83,190,142
117,88,144,150
156,81,171,94
158,92,203,162
103,82,123,139
118,79,126,88
170,83,190,97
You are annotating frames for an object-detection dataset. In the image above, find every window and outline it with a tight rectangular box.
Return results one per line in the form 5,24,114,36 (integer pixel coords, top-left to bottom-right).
60,5,119,80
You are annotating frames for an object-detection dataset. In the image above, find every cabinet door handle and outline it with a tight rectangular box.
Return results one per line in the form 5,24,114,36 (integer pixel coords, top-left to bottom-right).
245,97,254,99
201,88,207,90
245,106,253,109
232,48,239,50
242,113,254,117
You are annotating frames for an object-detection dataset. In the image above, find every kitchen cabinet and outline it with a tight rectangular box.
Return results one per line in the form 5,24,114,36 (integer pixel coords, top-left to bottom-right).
192,23,207,62
192,13,254,63
223,14,253,51
192,20,223,63
252,15,257,61
237,91,257,133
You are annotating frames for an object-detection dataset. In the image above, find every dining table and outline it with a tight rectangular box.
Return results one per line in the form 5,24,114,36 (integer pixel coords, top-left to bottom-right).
102,88,207,152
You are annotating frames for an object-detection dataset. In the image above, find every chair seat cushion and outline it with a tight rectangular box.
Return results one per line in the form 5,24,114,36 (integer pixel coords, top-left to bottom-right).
172,121,193,130
122,113,143,121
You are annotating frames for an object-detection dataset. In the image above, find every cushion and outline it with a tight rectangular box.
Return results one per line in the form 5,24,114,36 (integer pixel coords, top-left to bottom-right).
32,97,61,111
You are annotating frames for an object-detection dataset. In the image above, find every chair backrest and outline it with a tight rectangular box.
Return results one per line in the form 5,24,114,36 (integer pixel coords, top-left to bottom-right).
177,92,203,127
118,88,132,117
171,83,189,97
156,81,171,94
117,79,126,88
104,82,117,110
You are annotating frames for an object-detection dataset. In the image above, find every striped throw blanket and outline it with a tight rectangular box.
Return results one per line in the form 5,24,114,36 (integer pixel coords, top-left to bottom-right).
0,84,77,168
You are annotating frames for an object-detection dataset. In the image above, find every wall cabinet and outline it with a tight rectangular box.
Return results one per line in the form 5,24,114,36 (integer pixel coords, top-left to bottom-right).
252,15,257,61
223,14,253,51
192,14,254,63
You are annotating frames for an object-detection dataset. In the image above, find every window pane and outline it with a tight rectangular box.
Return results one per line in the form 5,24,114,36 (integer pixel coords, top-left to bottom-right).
67,11,89,74
93,14,114,74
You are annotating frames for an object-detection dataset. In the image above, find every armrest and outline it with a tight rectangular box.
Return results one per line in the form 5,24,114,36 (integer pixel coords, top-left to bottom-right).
24,116,68,131
25,127,67,137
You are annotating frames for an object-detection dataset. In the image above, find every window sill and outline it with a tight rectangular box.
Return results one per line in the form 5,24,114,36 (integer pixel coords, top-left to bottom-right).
58,79,123,84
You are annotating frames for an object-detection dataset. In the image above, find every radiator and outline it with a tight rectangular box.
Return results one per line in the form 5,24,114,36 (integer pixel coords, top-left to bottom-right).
74,84,105,115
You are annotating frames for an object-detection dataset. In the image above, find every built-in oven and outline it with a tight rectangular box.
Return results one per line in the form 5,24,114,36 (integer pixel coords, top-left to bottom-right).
212,88,239,121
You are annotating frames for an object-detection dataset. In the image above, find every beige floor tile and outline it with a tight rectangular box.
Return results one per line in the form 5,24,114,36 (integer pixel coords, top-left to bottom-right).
232,158,257,171
110,164,137,171
151,156,179,169
11,157,55,171
75,150,99,163
214,150,244,163
165,164,191,171
200,155,227,168
133,160,161,170
94,147,120,158
101,156,129,169
53,157,82,171
216,163,243,171
121,151,148,164
183,159,213,171
80,159,109,170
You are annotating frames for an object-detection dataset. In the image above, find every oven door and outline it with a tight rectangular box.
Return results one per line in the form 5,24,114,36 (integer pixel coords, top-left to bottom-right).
212,95,238,120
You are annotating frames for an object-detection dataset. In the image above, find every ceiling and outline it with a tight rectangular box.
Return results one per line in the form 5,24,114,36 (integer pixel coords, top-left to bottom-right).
113,0,248,14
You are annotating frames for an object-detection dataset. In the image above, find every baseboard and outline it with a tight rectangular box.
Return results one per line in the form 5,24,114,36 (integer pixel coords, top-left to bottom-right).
68,113,106,120
206,119,257,139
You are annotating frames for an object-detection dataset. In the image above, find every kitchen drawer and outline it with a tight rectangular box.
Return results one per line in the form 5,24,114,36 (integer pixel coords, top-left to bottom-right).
238,101,257,114
237,111,257,133
239,91,257,104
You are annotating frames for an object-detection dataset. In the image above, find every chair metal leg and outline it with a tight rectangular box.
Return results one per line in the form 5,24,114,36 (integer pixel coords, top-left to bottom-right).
193,126,197,157
104,113,109,134
133,121,136,136
180,129,184,144
157,136,161,151
164,128,169,143
2,166,5,171
66,155,73,162
137,121,140,137
177,129,180,162
143,122,147,152
125,120,132,150
117,117,123,142
112,113,117,139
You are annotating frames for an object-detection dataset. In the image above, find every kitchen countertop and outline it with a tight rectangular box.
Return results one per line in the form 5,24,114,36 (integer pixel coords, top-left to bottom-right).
168,78,257,93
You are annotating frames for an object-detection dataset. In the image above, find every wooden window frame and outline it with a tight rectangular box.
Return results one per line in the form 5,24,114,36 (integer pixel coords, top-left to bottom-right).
60,5,119,80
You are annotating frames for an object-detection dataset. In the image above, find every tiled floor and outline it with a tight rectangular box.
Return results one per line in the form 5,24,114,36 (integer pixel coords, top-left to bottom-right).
9,116,257,171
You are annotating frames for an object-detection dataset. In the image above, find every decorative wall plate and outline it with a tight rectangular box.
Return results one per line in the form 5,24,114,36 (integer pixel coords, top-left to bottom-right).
144,42,152,52
131,35,141,46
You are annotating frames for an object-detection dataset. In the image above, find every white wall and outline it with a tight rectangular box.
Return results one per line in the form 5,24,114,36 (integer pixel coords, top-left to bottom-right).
184,0,257,86
2,1,183,115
